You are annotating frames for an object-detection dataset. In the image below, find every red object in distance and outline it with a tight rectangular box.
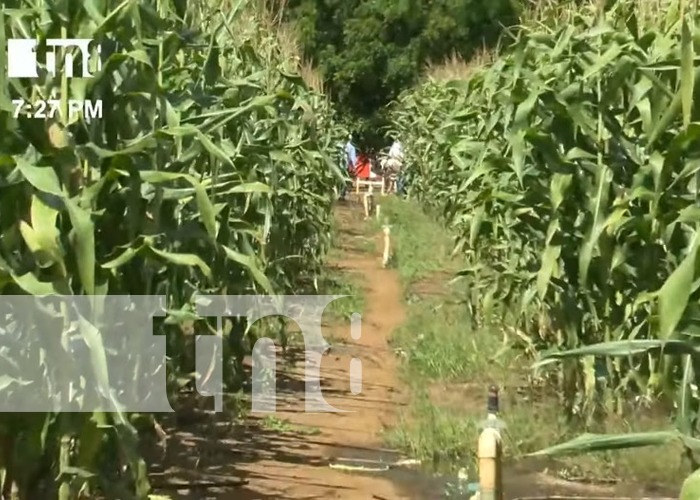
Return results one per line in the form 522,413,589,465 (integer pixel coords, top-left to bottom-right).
352,153,372,179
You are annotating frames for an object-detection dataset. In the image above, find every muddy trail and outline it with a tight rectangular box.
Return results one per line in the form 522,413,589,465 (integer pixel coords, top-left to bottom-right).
146,202,678,500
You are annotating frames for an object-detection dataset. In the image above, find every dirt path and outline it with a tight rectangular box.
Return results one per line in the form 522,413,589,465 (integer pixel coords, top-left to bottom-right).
232,204,409,499
150,203,416,499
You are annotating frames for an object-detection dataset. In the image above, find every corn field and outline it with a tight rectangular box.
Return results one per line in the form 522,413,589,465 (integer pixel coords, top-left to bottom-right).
390,0,700,473
0,0,342,497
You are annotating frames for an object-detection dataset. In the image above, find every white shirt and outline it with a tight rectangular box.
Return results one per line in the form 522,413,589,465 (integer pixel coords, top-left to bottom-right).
388,141,403,160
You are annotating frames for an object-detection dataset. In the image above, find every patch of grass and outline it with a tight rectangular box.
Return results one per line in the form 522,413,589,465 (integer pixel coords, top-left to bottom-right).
372,196,458,286
383,197,685,492
223,391,251,420
260,416,321,436
384,390,480,473
386,379,684,487
392,298,514,383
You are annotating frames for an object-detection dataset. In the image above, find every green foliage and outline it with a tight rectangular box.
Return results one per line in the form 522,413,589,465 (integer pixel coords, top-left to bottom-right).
680,467,700,499
276,0,517,144
392,0,694,416
0,0,343,497
390,0,700,486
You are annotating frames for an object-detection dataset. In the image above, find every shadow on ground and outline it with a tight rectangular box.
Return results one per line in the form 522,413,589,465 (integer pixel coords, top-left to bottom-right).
142,351,444,499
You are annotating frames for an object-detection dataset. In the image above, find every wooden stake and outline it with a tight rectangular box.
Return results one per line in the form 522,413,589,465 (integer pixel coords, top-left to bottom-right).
382,226,390,267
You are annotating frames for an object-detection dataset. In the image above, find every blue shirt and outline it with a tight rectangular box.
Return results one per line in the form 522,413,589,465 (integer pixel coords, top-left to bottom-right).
345,141,357,167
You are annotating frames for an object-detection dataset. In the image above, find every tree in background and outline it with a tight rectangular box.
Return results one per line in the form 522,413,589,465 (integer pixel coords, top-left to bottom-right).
272,0,517,146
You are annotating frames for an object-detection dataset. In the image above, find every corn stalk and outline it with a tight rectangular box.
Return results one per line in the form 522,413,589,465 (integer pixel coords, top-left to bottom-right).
0,0,343,497
390,0,700,435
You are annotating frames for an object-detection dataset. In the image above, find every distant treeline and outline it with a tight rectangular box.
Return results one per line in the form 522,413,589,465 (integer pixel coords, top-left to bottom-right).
268,0,517,146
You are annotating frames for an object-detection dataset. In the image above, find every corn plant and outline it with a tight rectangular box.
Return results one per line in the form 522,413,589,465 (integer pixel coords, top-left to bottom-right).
390,0,700,427
0,0,342,497
530,337,700,471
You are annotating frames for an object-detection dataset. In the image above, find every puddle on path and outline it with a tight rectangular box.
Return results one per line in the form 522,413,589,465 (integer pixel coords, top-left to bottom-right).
327,446,460,499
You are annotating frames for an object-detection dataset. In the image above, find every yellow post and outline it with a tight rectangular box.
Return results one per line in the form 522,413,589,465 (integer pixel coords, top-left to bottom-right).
477,385,503,500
